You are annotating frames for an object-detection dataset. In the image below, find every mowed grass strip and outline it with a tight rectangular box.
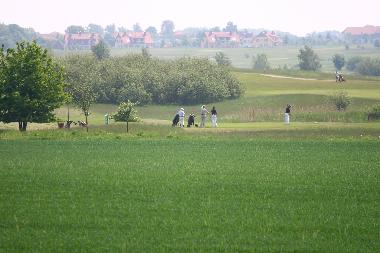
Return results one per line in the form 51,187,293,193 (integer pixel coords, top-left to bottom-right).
0,139,379,252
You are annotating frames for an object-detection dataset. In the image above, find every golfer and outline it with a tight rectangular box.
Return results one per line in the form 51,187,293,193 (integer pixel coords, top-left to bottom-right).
200,105,209,128
211,106,217,127
178,108,185,127
284,104,291,124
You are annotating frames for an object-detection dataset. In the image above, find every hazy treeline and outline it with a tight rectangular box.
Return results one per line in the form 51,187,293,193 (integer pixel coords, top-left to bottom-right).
60,54,244,105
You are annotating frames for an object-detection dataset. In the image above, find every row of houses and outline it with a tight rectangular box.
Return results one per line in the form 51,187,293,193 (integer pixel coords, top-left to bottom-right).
58,30,283,50
41,25,380,50
343,25,380,37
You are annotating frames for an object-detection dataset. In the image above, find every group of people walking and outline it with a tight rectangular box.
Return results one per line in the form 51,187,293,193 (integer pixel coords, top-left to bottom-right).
173,105,218,128
173,104,292,127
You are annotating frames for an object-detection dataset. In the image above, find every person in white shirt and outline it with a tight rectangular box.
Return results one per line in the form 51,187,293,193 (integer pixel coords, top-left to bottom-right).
200,105,209,128
178,108,185,127
211,106,217,127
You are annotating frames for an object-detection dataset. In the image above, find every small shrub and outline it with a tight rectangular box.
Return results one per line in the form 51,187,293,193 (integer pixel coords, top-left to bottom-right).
329,92,351,111
367,104,380,119
252,54,270,71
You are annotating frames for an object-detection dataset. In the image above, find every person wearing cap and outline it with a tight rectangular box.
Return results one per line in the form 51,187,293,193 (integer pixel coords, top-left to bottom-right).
200,105,209,128
284,104,291,124
178,108,185,127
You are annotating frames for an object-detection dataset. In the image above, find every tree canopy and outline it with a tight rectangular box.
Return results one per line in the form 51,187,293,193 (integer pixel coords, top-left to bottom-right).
332,54,345,71
298,46,321,71
0,41,66,131
91,40,110,60
113,100,139,132
60,54,244,106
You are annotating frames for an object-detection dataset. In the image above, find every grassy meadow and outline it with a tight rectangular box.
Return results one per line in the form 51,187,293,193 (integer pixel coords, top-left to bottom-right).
1,54,380,251
1,137,379,252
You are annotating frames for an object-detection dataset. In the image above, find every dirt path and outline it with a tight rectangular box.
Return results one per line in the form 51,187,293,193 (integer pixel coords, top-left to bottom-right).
261,74,334,82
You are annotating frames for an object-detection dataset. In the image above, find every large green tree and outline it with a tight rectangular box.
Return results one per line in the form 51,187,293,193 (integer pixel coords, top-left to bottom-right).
63,54,98,132
298,46,321,71
0,41,66,131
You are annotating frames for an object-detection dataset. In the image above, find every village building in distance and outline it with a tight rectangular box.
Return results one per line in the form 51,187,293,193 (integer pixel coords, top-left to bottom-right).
36,24,379,50
54,30,284,50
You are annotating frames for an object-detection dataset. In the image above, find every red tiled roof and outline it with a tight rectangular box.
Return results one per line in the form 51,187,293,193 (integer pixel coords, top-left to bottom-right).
39,32,62,41
115,32,153,45
343,25,380,35
204,32,240,44
253,31,281,43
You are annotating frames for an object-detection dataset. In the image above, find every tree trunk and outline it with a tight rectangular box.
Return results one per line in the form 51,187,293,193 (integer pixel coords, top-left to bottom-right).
85,115,88,133
19,122,27,131
127,121,129,133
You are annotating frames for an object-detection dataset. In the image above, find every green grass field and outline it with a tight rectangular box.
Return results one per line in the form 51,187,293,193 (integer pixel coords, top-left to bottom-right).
1,61,380,251
1,137,379,252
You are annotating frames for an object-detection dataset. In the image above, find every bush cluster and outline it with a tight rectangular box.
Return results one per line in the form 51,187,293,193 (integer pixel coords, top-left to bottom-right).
61,54,244,105
346,56,380,76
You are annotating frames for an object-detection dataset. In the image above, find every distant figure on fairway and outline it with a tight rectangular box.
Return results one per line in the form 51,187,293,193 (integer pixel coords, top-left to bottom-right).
211,106,218,127
335,70,345,83
178,108,185,127
285,104,291,124
200,105,209,128
187,113,196,127
172,112,179,127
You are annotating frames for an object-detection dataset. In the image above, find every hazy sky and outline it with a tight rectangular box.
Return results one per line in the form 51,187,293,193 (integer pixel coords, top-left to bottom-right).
2,0,379,36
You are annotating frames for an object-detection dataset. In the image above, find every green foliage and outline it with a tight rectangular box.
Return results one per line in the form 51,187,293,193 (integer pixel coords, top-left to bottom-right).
224,21,238,32
63,54,98,128
65,25,85,34
214,52,231,67
0,24,38,49
332,54,345,70
145,26,157,36
329,91,351,111
298,46,321,71
346,56,363,71
252,53,270,71
113,100,139,132
87,23,104,34
60,54,244,105
355,57,380,76
367,104,380,117
0,41,66,131
113,100,139,123
91,40,110,60
161,20,175,37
